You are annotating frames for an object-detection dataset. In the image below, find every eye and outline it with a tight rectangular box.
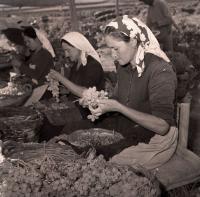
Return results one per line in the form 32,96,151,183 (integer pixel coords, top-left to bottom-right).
112,47,118,53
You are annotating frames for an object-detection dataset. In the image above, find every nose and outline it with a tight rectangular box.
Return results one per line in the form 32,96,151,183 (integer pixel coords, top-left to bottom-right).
64,51,69,58
111,49,118,60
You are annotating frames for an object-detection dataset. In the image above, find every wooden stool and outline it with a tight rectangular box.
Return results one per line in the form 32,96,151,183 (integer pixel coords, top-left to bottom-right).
155,102,200,190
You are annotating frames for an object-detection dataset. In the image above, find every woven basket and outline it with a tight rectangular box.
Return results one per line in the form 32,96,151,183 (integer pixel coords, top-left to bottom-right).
66,128,124,148
0,89,32,108
0,106,43,142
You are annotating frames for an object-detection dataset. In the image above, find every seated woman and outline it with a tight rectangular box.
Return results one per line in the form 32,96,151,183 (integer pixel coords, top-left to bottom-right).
42,32,105,140
11,26,54,87
51,16,178,170
89,15,178,169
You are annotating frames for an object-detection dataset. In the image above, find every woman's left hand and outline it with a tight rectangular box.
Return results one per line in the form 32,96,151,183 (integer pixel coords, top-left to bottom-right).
89,98,120,116
49,69,62,81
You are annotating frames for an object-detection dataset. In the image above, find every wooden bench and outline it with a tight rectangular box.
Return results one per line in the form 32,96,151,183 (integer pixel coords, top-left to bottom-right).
154,102,200,190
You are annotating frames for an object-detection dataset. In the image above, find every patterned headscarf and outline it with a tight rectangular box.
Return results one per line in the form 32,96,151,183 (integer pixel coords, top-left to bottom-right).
61,32,101,66
106,15,170,77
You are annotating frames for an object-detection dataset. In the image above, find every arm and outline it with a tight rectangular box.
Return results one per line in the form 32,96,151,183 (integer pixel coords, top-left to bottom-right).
90,63,176,136
49,69,86,98
90,99,169,135
117,102,169,135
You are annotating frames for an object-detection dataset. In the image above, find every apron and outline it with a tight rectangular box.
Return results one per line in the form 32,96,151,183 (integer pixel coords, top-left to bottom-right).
110,127,178,170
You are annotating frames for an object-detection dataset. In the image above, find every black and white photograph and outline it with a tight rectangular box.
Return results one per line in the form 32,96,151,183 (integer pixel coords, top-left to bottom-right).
0,0,200,196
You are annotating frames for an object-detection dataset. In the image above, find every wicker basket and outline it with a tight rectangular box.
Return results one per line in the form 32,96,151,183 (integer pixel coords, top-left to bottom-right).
0,106,43,142
0,90,32,108
66,128,124,148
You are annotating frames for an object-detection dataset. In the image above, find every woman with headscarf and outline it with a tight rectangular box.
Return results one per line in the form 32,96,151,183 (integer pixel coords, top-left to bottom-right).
11,26,54,87
87,15,178,170
60,31,105,96
45,32,105,139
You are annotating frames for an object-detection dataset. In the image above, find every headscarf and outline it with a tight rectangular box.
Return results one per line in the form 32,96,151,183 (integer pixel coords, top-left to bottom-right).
106,15,170,77
35,29,56,58
61,32,101,66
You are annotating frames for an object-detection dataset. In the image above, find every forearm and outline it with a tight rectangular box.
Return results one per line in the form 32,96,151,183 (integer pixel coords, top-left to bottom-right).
116,103,170,135
56,74,86,98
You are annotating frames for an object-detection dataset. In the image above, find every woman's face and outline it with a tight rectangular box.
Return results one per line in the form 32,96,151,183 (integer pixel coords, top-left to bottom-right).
23,35,37,51
62,42,80,63
105,35,137,66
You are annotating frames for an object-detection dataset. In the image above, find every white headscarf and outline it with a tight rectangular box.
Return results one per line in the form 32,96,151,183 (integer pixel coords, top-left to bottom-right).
61,31,101,66
106,15,170,77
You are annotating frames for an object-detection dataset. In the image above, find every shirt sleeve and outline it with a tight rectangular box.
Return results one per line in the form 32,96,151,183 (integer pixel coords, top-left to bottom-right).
148,62,177,126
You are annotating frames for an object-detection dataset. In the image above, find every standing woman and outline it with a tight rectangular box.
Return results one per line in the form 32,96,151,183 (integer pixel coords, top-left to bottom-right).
90,15,178,170
47,32,105,137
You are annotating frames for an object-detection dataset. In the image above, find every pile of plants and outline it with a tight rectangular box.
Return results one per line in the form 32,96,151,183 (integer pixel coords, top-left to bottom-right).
0,140,160,197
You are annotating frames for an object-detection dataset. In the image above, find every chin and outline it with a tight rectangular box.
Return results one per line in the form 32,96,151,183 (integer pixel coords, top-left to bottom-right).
118,60,129,67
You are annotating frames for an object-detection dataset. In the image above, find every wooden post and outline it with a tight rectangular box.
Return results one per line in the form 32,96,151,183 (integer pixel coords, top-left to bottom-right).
69,0,79,31
177,102,191,148
116,0,119,17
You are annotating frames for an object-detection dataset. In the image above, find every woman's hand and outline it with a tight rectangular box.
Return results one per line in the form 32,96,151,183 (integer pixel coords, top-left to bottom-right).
49,69,85,98
49,69,63,82
89,98,120,117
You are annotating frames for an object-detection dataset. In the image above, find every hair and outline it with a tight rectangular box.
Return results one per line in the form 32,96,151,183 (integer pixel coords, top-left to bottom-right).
61,39,74,48
104,26,131,43
23,26,37,39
